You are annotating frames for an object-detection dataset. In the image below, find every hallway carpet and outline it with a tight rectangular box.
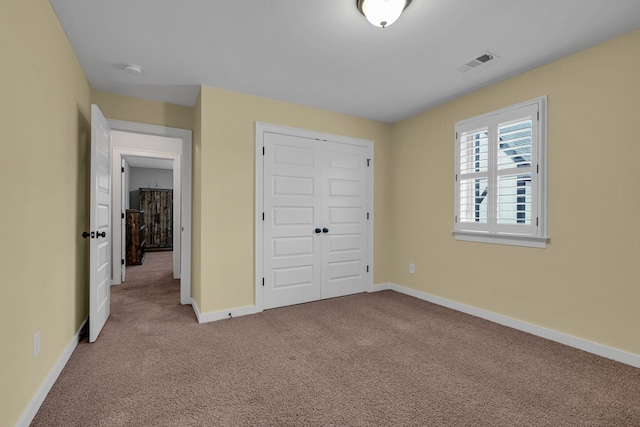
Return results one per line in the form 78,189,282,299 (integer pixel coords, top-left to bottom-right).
32,252,640,426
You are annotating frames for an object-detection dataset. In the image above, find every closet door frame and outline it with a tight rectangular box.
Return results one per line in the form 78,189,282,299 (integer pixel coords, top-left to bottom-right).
255,122,374,312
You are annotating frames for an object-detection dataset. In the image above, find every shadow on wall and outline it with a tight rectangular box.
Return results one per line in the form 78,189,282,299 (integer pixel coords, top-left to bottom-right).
75,107,90,329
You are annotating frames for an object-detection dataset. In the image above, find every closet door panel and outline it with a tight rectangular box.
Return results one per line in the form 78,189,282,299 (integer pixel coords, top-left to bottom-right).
321,142,369,300
263,133,322,309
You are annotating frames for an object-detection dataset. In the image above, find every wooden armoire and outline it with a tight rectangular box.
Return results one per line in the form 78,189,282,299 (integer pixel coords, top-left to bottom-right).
126,209,145,265
139,188,173,251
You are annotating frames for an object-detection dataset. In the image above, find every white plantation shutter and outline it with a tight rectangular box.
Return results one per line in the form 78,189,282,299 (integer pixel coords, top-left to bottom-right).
457,122,490,230
454,97,547,248
494,104,537,235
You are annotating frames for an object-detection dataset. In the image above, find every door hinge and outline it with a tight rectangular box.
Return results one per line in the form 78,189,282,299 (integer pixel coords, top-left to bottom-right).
455,215,458,223
121,167,124,173
262,277,265,287
262,146,265,155
262,212,265,221
455,173,458,182
366,265,369,273
456,131,458,140
536,217,539,226
121,259,125,265
121,212,125,219
537,111,540,121
537,164,539,173
366,159,371,167
367,212,369,220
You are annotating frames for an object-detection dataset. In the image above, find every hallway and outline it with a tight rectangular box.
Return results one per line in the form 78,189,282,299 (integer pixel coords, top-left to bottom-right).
113,251,184,319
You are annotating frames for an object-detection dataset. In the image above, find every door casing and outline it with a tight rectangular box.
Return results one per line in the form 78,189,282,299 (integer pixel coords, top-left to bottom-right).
108,120,193,305
255,122,374,311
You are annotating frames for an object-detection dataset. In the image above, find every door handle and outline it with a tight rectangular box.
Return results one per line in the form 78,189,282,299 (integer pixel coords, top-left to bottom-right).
322,228,329,234
315,228,322,234
81,231,107,238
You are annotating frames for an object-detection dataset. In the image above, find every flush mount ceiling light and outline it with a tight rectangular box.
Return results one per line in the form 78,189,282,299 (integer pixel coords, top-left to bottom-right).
123,64,143,76
357,0,412,28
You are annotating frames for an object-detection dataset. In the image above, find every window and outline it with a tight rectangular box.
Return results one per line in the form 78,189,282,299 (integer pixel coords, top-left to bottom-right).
454,97,547,248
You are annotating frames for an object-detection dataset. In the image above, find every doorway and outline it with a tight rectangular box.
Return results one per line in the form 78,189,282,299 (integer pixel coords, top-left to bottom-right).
124,156,175,262
109,120,192,305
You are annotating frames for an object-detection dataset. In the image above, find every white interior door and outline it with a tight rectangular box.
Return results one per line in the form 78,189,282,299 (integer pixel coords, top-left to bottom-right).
89,104,112,342
262,132,370,310
263,133,322,309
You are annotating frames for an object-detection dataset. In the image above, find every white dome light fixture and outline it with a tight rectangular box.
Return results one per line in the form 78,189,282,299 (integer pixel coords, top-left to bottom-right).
357,0,412,28
123,64,143,76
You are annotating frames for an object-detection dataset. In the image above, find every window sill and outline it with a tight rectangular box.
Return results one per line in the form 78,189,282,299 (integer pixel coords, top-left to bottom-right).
453,230,548,248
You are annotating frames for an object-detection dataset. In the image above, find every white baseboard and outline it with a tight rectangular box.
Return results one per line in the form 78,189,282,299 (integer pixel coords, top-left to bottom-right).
383,283,640,368
369,282,392,292
16,319,87,427
191,298,260,324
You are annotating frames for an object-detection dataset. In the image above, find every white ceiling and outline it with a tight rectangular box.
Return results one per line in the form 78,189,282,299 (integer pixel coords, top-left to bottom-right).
50,0,640,123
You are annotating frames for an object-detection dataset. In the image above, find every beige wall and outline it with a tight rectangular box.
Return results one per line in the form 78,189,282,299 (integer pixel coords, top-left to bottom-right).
194,86,392,313
0,1,91,426
91,90,194,130
389,29,640,355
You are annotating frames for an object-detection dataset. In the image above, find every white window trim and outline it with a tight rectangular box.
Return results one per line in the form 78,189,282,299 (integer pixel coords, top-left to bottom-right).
453,96,548,248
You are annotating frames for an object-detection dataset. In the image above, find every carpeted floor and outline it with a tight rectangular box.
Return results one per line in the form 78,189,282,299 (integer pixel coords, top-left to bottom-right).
32,252,640,426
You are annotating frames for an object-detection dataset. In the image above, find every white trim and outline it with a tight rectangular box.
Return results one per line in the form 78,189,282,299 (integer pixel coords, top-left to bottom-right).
454,96,548,248
369,282,392,292
367,141,375,291
256,122,375,146
191,297,202,320
457,96,547,126
385,283,640,368
107,120,192,306
112,148,181,284
191,299,259,324
16,320,87,427
453,230,548,248
254,124,265,310
255,122,374,312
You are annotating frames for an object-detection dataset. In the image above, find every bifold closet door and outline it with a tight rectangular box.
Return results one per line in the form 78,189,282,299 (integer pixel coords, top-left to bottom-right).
263,132,370,310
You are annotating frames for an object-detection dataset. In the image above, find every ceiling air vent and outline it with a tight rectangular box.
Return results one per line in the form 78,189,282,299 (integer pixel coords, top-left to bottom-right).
454,51,498,73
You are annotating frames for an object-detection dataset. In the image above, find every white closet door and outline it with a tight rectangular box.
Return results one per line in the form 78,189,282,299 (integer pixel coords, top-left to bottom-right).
263,132,371,310
321,142,369,299
263,132,322,309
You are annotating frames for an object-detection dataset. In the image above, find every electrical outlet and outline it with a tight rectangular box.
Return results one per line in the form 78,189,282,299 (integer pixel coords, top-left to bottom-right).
409,263,415,274
33,331,41,359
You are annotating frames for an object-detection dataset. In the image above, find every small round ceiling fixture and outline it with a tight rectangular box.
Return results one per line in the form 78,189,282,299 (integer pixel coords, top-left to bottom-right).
357,0,412,28
123,64,143,76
